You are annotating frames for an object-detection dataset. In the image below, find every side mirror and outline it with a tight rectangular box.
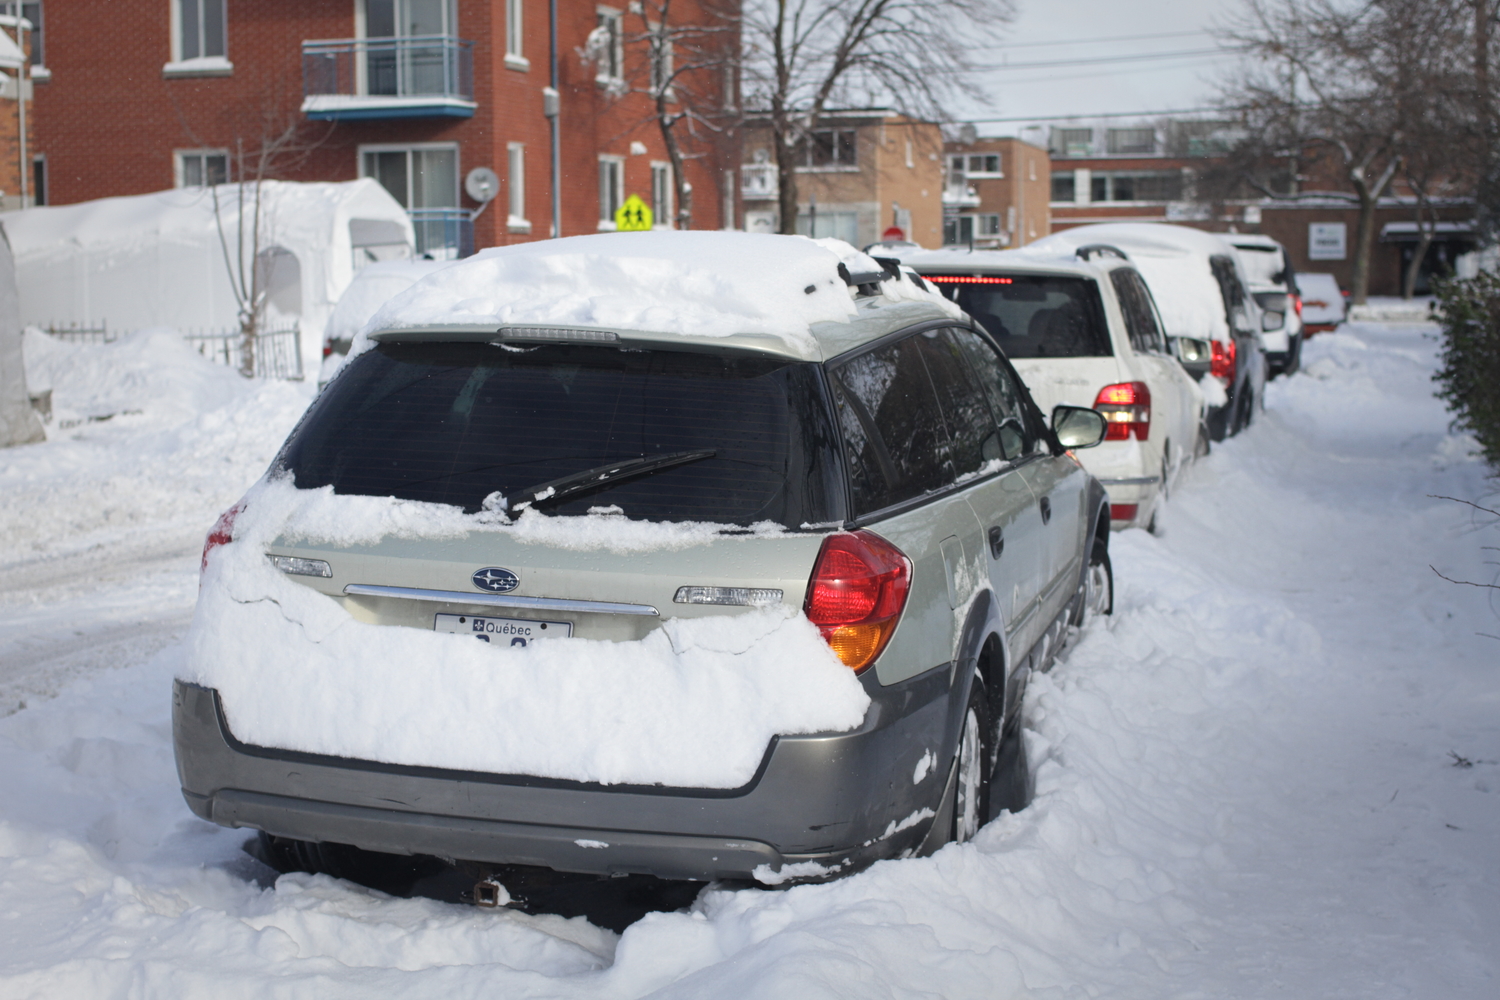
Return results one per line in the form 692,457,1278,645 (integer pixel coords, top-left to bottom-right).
1261,310,1285,331
1052,405,1107,449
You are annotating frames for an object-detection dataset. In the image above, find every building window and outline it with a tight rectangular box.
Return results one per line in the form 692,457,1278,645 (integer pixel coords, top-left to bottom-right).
1106,127,1156,155
651,162,672,228
799,129,856,169
1051,172,1076,203
966,154,1001,177
594,8,623,83
362,145,459,209
507,142,529,231
32,155,46,206
174,0,226,61
505,0,525,67
976,214,1002,236
1052,127,1092,156
176,149,229,188
1089,170,1183,203
943,214,974,246
21,2,42,65
598,155,624,228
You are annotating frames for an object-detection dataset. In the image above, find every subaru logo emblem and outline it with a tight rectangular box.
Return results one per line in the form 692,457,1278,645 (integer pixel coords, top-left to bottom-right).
472,567,519,593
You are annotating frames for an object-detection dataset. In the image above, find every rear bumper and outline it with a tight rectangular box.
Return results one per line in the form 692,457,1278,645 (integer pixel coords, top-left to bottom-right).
172,664,957,882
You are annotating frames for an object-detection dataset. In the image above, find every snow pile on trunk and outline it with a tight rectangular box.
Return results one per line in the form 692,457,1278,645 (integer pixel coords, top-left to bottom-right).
359,232,955,359
185,478,868,788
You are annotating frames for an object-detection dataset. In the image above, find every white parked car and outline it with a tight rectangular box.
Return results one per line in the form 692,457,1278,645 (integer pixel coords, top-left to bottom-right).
1297,273,1346,333
897,244,1205,532
1029,224,1268,442
1227,233,1303,375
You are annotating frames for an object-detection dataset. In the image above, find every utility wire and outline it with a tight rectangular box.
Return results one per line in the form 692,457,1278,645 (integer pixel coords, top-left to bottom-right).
973,47,1235,71
994,29,1211,49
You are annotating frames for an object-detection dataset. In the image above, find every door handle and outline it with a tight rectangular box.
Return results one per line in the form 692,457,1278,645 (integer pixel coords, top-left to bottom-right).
988,525,1004,559
1039,495,1052,525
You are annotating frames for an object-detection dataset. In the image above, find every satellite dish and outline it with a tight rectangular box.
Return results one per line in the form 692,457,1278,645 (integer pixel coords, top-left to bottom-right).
465,167,499,203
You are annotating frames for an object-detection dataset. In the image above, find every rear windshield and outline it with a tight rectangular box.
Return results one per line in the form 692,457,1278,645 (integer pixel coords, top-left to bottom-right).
925,274,1111,358
277,342,846,527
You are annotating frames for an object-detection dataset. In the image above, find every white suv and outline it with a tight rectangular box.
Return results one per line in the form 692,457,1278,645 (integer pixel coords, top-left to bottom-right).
898,245,1205,532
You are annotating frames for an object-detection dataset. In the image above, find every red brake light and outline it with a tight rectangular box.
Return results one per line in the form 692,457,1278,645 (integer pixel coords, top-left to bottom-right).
1292,294,1303,318
804,531,912,672
1110,504,1138,522
201,503,243,572
1210,339,1237,381
1092,381,1151,441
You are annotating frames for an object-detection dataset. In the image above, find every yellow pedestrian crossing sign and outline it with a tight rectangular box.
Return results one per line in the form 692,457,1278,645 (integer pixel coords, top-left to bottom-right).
615,194,653,231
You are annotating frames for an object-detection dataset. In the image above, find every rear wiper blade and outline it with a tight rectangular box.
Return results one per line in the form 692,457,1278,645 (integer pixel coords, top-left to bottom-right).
509,449,717,511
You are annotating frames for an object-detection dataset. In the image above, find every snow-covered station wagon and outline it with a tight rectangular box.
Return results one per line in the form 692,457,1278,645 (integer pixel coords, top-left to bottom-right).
176,232,1111,890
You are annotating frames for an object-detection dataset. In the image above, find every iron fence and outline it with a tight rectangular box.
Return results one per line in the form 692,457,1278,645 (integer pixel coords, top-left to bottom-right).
40,321,304,381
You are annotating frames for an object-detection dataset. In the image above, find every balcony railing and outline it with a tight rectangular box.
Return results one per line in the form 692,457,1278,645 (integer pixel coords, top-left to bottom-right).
302,36,476,120
741,163,778,200
409,208,475,261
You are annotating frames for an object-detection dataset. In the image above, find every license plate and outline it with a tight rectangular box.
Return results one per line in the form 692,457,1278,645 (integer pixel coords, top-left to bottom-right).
435,613,572,647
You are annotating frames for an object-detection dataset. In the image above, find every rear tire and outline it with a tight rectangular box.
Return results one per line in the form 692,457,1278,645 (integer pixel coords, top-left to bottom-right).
951,681,993,844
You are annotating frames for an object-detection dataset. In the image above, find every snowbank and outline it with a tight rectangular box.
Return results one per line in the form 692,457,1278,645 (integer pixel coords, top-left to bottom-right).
359,232,956,360
183,477,869,787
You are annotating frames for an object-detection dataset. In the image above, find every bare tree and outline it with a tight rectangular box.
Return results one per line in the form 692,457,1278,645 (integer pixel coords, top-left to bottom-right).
1213,0,1469,303
172,87,331,375
739,0,1014,235
585,0,739,229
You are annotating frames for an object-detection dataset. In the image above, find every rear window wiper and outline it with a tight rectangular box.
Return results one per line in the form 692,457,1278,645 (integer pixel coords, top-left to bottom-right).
508,449,717,512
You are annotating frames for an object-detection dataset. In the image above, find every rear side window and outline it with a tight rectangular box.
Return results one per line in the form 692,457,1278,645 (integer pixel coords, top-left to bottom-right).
830,333,953,514
1209,255,1249,329
277,342,846,528
925,274,1111,358
1110,267,1167,355
951,327,1044,458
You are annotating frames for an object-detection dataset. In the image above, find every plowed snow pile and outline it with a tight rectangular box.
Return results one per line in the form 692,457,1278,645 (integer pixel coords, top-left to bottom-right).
1,320,1497,997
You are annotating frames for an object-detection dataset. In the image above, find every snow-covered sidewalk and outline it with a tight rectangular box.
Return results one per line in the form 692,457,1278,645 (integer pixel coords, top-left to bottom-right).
0,323,1495,998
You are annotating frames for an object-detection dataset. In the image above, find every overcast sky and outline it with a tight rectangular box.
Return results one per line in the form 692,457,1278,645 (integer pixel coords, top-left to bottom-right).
953,0,1250,135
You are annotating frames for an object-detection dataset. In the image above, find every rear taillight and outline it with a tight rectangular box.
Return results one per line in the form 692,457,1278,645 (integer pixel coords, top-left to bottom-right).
804,531,912,673
1110,504,1138,522
201,503,243,573
1292,294,1303,318
322,344,333,358
1210,339,1237,381
1093,381,1151,441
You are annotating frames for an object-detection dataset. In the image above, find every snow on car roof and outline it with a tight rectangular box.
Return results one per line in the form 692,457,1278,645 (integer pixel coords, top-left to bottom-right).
359,231,958,362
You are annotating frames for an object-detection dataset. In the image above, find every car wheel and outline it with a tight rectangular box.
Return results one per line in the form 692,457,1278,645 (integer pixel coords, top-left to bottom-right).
951,681,992,844
1083,537,1113,623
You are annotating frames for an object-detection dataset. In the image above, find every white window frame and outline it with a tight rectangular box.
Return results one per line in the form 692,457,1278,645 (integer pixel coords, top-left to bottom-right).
171,0,226,62
598,154,625,229
594,6,623,85
507,142,530,233
166,0,232,76
357,142,461,209
650,161,673,229
976,213,1002,236
174,148,229,188
965,153,1002,178
505,0,528,70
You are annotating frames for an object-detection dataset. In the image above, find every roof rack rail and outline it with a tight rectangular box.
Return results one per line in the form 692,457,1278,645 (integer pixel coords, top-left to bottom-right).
838,261,890,297
1075,244,1129,262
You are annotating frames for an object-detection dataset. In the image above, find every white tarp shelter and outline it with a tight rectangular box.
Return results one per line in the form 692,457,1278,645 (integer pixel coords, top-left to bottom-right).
0,179,414,372
0,226,44,447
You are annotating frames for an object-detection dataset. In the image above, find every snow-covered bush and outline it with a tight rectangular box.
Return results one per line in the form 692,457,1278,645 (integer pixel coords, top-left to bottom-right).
1433,273,1500,472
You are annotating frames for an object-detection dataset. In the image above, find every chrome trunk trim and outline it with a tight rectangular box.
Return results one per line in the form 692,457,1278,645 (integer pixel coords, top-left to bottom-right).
342,584,661,617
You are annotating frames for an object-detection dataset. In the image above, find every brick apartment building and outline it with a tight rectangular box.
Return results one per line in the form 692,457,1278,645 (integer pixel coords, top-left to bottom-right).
1043,118,1474,296
940,134,1049,249
24,0,736,256
739,111,945,249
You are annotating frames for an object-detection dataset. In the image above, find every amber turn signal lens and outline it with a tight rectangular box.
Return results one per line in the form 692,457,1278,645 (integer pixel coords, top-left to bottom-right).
820,619,898,670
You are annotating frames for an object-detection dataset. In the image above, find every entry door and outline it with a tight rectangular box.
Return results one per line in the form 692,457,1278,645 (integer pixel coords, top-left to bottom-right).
363,0,455,96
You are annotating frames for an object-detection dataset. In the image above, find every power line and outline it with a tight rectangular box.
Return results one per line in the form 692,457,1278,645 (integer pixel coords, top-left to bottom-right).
995,29,1211,50
955,105,1226,125
973,46,1234,71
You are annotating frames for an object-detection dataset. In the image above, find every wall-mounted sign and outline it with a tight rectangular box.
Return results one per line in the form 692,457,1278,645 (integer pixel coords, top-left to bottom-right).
1309,222,1347,261
615,194,653,231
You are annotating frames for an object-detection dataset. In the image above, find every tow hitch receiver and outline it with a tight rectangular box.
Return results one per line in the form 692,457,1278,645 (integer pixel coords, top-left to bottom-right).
473,877,512,908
